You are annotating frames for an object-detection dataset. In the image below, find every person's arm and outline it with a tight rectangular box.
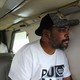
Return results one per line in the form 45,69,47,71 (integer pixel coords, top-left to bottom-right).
8,46,33,80
63,75,73,80
63,52,72,80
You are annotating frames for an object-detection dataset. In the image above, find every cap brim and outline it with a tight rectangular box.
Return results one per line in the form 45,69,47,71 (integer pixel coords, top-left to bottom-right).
68,19,79,26
54,19,79,27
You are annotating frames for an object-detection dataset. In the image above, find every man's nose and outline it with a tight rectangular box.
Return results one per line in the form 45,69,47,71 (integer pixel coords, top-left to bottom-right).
65,30,69,38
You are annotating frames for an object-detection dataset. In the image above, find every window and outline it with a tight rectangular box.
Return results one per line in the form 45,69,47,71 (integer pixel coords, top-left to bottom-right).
12,31,29,53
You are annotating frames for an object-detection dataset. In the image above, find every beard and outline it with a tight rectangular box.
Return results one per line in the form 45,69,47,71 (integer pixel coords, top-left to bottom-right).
55,39,69,50
58,42,68,50
50,38,69,50
48,32,70,50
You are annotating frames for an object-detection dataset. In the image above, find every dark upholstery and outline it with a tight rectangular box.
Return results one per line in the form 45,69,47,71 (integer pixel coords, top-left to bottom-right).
0,53,14,80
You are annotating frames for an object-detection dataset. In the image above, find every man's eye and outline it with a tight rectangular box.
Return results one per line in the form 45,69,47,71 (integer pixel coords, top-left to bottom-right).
60,29,66,31
58,28,69,32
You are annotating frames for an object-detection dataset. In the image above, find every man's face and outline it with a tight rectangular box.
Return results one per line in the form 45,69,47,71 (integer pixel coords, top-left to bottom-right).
48,26,70,50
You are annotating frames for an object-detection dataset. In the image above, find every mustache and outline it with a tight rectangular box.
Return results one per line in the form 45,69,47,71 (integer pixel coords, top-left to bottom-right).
62,38,70,42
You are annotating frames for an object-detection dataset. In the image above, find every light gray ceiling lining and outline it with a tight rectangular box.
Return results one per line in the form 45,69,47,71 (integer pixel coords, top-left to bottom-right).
0,0,80,30
59,6,80,15
58,1,80,15
0,0,79,19
0,0,29,18
0,0,6,8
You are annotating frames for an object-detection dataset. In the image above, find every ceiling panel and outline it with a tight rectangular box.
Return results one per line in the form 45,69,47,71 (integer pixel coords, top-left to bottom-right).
0,0,79,30
0,0,6,8
13,0,77,17
0,0,29,19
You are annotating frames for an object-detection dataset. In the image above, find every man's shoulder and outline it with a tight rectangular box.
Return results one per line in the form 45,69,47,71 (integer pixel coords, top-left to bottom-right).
16,40,40,54
27,39,40,48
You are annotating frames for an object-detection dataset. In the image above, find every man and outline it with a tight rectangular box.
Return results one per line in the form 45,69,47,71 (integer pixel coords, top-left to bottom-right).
9,13,79,80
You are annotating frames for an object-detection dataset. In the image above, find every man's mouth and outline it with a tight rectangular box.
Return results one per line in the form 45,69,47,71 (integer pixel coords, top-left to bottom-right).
62,39,70,44
64,40,69,44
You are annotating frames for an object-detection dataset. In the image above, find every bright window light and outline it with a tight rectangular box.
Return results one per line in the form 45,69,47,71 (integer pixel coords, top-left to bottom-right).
13,31,29,53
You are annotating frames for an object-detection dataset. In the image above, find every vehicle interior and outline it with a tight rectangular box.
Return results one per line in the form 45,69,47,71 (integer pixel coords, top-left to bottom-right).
0,0,80,80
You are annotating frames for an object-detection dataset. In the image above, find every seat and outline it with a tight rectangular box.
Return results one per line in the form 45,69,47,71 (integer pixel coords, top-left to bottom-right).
0,53,14,80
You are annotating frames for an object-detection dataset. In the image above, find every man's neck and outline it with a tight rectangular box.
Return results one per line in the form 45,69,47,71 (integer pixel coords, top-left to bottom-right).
40,39,55,55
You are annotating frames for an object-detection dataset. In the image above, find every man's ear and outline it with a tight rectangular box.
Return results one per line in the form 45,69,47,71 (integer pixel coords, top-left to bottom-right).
42,29,50,37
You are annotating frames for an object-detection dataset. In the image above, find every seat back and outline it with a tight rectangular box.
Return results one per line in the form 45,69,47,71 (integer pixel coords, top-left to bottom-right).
0,53,14,80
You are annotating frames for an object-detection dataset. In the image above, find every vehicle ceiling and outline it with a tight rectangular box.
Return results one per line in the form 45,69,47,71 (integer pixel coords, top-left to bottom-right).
0,0,80,30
